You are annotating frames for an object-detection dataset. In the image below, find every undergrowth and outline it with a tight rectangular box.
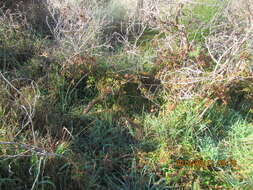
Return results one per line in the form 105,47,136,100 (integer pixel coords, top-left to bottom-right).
1,0,253,190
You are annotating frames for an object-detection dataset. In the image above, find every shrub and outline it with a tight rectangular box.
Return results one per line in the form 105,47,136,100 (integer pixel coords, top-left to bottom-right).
0,7,44,70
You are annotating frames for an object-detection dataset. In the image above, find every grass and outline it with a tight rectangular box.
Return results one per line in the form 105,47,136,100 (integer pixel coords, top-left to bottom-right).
1,0,253,189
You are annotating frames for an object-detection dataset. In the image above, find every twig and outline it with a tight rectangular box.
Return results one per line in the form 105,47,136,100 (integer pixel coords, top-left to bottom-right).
0,141,62,158
31,156,43,190
0,73,39,145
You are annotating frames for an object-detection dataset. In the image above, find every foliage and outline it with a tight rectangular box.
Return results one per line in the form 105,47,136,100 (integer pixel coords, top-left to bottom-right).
1,0,253,189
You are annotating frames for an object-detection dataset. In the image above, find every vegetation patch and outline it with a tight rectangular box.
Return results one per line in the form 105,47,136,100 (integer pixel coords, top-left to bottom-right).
1,0,253,189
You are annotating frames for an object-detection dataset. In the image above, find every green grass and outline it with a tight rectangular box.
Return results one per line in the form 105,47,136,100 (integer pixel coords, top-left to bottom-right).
182,0,225,44
1,0,253,189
